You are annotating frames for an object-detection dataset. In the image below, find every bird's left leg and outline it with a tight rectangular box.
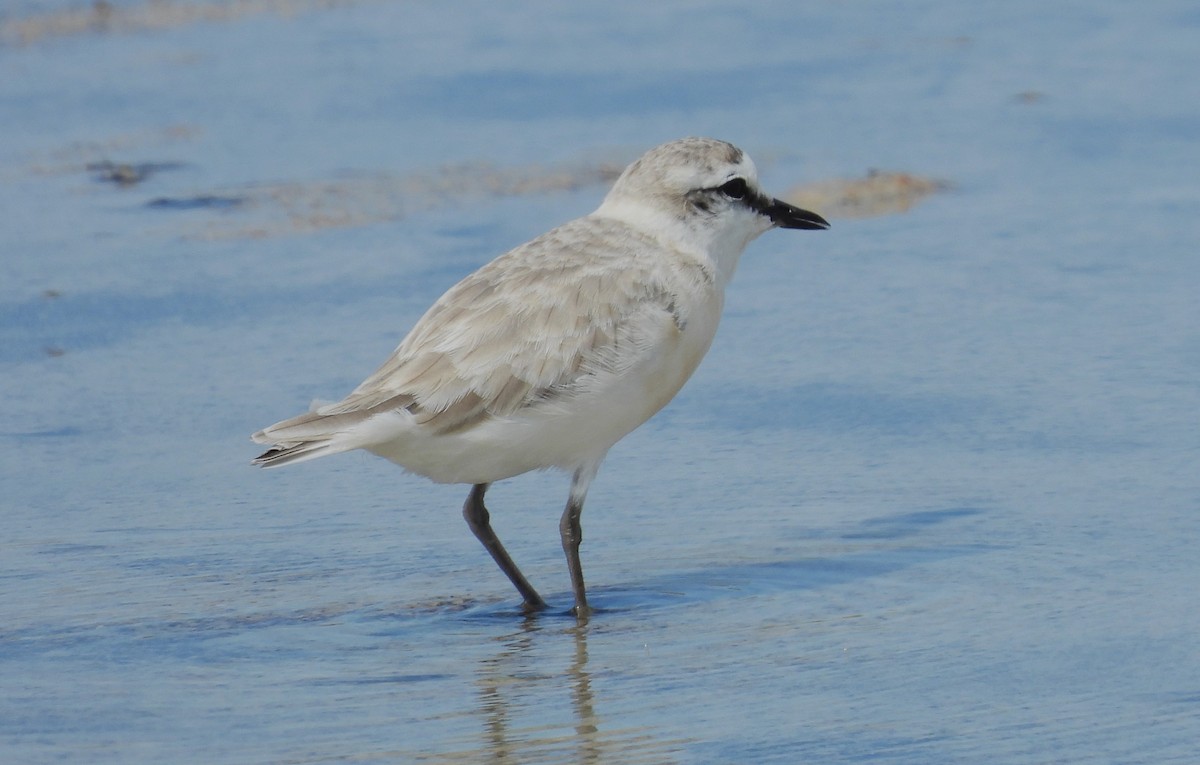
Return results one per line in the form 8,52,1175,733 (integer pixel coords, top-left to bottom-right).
464,483,546,612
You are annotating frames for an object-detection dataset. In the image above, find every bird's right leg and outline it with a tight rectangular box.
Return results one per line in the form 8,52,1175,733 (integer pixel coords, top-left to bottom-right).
463,483,547,612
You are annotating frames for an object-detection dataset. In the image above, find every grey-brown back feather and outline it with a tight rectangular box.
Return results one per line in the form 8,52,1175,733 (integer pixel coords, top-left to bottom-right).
254,214,711,448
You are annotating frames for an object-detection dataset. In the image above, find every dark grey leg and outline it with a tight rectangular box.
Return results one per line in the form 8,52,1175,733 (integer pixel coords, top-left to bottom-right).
560,464,600,619
560,494,588,618
463,483,546,612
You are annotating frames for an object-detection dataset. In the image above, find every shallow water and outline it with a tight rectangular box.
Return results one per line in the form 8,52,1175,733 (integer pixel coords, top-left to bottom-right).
4,2,1200,762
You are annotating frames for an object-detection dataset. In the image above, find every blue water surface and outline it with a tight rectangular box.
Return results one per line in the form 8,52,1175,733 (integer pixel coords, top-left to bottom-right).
3,2,1199,762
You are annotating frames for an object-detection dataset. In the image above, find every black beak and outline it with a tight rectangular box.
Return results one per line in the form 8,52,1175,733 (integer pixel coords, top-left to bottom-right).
764,197,830,230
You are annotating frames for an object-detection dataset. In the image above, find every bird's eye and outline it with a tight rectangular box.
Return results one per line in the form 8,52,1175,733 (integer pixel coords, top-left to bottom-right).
718,178,748,200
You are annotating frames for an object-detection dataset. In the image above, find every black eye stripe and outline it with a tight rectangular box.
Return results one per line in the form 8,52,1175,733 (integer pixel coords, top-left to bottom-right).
718,178,748,199
703,177,773,216
691,177,773,216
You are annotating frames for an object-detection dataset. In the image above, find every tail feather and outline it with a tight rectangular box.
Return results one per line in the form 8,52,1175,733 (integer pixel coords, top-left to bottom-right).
251,410,364,469
252,395,415,468
252,438,342,468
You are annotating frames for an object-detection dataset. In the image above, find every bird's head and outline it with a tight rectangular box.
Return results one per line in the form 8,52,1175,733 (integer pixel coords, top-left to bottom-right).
596,137,828,272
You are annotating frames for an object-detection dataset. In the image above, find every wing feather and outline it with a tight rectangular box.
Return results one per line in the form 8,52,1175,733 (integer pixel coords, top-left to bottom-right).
265,217,711,439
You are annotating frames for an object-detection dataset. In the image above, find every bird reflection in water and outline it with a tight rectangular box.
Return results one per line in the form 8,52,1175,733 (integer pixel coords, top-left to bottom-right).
464,618,687,764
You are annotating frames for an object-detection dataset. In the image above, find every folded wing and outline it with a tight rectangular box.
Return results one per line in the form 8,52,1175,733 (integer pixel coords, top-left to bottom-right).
252,219,685,465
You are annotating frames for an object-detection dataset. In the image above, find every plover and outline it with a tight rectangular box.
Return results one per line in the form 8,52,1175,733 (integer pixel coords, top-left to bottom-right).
253,137,829,618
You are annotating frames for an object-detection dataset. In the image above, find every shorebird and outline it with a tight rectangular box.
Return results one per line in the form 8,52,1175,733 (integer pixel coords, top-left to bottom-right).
252,137,829,618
